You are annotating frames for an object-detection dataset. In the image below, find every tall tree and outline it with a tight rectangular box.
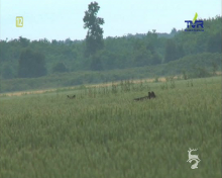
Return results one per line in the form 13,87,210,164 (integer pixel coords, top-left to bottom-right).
18,49,47,78
83,1,105,57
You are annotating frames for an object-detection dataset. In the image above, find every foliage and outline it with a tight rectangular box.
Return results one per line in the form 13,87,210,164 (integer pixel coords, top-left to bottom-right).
90,55,103,71
83,1,105,57
164,39,177,62
182,70,188,80
189,66,212,78
18,49,47,78
212,61,218,76
207,31,222,53
154,76,159,82
2,64,15,79
0,52,221,93
52,62,68,73
0,15,221,91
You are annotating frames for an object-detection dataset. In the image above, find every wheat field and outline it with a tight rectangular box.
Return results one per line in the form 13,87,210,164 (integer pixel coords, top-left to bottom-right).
0,77,221,178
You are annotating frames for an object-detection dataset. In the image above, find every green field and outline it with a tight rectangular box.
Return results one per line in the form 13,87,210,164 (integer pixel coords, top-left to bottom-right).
0,77,221,178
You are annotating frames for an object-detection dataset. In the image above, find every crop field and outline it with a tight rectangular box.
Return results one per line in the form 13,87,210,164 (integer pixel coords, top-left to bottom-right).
0,76,221,178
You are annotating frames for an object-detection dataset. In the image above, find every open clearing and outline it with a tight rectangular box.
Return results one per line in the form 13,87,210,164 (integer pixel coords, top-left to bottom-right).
0,76,221,178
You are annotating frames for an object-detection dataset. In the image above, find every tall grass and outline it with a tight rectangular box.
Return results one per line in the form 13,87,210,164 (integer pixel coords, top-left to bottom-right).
0,76,221,178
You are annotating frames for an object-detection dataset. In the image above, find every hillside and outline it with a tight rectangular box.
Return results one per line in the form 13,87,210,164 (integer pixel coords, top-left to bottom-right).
0,52,221,93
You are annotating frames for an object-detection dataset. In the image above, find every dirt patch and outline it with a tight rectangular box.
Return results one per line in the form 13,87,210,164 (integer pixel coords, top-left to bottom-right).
90,77,167,88
91,76,180,88
1,89,56,97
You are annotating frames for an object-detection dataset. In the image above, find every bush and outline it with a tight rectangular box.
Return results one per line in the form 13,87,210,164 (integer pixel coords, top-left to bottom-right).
52,62,68,73
182,70,188,80
189,67,212,78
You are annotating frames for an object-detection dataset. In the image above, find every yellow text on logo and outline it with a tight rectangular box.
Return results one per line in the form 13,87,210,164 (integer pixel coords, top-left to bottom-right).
16,16,23,27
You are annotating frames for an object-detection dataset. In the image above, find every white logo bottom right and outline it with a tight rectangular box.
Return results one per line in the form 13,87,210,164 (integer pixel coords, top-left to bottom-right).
187,148,201,169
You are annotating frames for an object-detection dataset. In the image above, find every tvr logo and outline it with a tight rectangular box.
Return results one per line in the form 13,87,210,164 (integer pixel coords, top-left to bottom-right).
184,13,204,31
187,148,201,169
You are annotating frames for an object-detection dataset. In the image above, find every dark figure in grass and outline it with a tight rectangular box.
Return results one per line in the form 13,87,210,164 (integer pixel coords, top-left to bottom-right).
134,91,156,101
67,95,76,99
148,91,156,99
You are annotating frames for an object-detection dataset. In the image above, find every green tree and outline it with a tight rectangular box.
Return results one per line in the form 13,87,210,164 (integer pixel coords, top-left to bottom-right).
133,46,152,67
146,37,162,65
165,39,177,63
52,62,68,73
146,30,158,46
150,53,162,65
95,50,117,70
18,49,47,78
90,55,103,71
19,36,30,47
212,61,218,75
176,44,185,59
207,32,222,53
2,64,14,79
83,1,105,57
170,28,177,35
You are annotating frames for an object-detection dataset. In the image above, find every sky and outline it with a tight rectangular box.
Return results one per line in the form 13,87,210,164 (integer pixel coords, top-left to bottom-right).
0,0,221,41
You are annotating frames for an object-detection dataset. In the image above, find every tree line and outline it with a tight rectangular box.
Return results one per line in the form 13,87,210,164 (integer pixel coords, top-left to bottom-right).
0,2,221,80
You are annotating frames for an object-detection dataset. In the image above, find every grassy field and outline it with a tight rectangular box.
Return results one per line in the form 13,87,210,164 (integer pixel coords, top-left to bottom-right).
0,76,221,178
